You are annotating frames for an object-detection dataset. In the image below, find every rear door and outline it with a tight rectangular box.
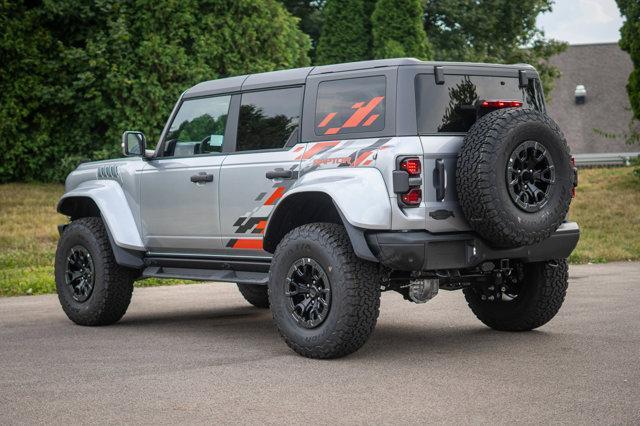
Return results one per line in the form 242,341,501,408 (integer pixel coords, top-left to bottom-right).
218,86,305,255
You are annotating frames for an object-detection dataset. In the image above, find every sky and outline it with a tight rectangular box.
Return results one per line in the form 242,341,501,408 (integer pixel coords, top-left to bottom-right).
537,0,624,44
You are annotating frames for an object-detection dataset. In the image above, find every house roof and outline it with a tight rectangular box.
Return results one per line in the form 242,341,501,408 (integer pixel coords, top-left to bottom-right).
546,42,636,154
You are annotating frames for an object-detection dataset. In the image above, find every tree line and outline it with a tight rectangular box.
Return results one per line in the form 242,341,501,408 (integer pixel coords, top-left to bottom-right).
1,0,568,182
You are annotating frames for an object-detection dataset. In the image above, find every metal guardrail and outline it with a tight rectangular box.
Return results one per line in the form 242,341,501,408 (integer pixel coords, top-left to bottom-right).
573,152,639,167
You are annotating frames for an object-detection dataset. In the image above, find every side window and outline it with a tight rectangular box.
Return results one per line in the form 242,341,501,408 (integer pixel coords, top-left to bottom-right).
163,95,231,157
315,76,385,136
236,87,303,152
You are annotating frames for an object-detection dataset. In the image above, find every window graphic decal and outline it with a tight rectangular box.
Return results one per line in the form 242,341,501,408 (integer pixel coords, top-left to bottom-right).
315,76,386,136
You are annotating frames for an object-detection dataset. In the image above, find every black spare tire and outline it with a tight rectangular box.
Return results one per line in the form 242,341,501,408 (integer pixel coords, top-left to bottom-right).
456,108,573,248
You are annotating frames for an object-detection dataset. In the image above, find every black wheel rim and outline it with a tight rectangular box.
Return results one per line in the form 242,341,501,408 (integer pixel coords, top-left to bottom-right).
65,245,95,303
506,140,555,212
285,258,331,329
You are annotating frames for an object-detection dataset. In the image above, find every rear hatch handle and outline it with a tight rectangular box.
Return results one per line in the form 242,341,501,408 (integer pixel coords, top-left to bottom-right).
433,159,446,201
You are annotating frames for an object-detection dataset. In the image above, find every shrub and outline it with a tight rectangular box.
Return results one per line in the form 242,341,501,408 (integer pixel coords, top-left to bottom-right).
0,0,310,182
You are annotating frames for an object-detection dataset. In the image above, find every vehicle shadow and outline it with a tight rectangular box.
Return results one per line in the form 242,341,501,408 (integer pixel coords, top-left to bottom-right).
110,303,558,361
358,323,556,361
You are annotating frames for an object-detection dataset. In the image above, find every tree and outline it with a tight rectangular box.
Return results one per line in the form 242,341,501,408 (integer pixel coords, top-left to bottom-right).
616,0,640,121
424,0,566,96
316,0,370,64
0,0,310,182
281,0,326,61
372,0,433,60
616,0,640,178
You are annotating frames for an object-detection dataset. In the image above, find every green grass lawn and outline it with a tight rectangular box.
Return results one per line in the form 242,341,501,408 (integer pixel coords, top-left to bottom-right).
567,166,640,263
0,183,188,296
1,167,638,297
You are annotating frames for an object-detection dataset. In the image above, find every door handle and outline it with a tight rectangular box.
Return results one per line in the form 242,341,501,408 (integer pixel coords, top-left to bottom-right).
190,172,214,183
266,170,297,180
433,159,446,201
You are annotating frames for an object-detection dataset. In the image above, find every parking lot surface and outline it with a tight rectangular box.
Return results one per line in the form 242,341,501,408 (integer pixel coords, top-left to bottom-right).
1,262,639,424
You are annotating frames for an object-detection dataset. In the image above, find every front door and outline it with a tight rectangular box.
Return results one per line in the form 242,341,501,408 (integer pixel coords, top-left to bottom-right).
218,86,305,255
140,94,232,254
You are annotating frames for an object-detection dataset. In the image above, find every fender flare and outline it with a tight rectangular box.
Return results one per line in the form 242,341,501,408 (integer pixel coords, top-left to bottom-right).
265,168,391,261
57,180,145,267
284,168,391,229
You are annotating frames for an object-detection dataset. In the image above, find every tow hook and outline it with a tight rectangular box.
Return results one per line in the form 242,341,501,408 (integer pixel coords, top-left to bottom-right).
408,278,439,303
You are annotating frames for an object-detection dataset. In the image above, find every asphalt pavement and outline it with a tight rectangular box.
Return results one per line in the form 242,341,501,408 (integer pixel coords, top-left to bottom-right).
1,262,639,424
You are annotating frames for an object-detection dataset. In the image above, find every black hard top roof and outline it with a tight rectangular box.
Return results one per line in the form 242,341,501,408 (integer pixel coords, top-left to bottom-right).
183,58,537,99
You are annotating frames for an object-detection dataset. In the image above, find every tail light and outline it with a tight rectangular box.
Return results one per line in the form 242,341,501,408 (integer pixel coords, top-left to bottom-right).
400,157,422,176
401,188,422,206
394,156,422,207
480,100,523,109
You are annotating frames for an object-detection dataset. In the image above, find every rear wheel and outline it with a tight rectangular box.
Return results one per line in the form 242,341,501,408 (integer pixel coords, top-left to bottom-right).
237,284,269,309
55,217,135,326
269,223,381,359
463,259,568,331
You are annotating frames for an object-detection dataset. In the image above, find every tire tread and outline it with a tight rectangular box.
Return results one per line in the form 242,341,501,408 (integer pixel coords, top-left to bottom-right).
269,223,380,359
56,217,134,326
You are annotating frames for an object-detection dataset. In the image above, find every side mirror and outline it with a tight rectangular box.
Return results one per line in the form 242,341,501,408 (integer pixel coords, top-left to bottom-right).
122,131,146,157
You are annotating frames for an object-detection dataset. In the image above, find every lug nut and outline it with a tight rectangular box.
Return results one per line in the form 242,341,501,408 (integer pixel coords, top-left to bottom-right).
488,295,495,301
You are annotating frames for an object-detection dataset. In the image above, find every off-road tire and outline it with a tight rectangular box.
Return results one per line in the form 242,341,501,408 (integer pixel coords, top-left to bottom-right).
237,284,270,309
457,108,573,248
269,223,381,359
463,259,569,331
55,217,135,326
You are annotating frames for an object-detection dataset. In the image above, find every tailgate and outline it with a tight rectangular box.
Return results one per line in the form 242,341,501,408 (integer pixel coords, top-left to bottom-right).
420,135,472,233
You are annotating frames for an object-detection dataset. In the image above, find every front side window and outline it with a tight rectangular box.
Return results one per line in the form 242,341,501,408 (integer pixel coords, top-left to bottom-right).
163,95,231,157
315,76,386,136
415,74,545,134
236,87,303,152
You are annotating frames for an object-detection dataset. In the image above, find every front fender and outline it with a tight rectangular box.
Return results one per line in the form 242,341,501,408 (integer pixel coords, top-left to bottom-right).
285,168,392,229
57,180,144,251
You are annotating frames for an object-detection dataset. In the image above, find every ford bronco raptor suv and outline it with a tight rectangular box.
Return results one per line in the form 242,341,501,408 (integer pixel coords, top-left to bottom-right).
55,58,579,359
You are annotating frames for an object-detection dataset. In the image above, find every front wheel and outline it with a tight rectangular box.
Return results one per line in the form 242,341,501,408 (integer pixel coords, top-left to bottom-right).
55,217,135,326
463,259,569,331
268,223,381,359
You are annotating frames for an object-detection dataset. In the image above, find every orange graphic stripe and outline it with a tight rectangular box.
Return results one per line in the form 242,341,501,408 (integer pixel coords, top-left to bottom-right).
264,186,285,205
233,239,263,249
351,101,365,109
324,128,341,135
363,114,380,127
300,141,340,159
317,112,337,128
255,220,268,234
353,150,373,167
343,96,384,128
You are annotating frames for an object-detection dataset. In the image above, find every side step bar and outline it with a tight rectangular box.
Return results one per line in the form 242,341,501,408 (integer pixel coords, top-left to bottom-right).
143,266,268,285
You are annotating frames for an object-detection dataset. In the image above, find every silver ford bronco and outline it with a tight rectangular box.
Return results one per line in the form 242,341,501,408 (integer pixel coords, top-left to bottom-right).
55,58,579,359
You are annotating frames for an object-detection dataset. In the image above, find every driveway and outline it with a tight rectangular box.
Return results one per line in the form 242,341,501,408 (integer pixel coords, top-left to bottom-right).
1,262,639,424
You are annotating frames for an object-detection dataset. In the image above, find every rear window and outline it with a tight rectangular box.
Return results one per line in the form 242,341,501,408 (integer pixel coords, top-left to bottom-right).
315,76,386,136
416,75,545,134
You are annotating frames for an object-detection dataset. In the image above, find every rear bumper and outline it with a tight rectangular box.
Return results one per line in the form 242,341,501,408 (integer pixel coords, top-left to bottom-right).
366,222,580,271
